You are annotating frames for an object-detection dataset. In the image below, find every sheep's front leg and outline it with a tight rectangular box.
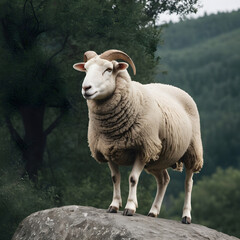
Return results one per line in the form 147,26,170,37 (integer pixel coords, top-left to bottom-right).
123,158,145,216
182,169,194,224
107,161,122,213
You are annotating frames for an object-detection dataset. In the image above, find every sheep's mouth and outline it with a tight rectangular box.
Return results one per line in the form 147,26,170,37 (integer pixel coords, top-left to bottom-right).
84,91,97,99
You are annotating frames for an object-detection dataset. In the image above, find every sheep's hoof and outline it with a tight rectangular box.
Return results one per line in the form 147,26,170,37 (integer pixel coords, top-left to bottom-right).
147,212,157,217
123,208,134,216
107,206,118,213
182,216,191,224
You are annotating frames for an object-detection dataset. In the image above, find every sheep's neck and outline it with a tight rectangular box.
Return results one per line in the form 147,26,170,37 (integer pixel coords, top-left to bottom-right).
88,80,140,139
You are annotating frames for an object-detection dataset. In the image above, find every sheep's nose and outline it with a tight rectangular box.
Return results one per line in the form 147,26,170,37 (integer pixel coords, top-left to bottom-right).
82,85,92,91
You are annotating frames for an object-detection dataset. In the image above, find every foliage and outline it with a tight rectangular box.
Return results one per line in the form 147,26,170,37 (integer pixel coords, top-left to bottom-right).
165,168,240,238
0,171,58,239
161,10,240,49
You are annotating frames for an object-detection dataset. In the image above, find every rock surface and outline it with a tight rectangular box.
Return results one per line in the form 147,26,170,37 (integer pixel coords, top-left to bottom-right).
12,205,239,240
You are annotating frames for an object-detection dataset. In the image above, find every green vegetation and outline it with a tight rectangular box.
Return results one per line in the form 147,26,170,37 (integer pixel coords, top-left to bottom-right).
0,1,239,239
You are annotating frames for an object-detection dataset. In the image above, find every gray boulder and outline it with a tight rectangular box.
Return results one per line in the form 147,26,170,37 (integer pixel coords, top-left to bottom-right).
12,205,239,240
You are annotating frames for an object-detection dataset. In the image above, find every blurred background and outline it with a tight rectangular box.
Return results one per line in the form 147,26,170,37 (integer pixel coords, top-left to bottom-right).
0,0,239,239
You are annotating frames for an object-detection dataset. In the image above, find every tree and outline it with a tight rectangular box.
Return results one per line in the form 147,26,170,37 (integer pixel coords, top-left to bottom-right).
0,0,71,180
0,0,200,180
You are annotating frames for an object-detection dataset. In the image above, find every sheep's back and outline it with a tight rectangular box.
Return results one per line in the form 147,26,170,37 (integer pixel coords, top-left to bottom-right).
144,83,200,119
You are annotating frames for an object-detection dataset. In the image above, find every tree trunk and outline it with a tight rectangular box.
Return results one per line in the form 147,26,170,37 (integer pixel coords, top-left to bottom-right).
19,106,46,180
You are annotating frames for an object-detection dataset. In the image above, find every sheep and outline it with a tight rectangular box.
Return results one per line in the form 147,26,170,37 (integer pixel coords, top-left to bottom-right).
73,49,203,224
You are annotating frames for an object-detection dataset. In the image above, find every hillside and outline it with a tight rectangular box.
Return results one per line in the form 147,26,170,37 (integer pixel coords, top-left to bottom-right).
156,10,240,175
160,10,240,49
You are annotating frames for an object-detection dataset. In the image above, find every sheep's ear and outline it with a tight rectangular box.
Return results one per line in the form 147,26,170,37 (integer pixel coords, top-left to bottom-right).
115,62,128,72
73,62,86,72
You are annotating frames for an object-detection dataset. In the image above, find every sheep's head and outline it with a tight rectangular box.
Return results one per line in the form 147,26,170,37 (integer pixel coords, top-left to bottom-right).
73,49,136,100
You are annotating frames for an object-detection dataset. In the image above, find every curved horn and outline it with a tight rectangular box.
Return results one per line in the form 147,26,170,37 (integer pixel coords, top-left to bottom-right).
100,49,136,75
84,51,97,62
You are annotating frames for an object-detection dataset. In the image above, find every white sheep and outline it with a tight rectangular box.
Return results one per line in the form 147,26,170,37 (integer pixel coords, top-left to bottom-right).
73,49,203,224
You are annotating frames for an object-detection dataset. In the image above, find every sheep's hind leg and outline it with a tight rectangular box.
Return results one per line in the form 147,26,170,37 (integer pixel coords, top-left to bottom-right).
123,158,145,216
107,161,122,213
148,169,170,217
181,135,203,224
182,168,193,224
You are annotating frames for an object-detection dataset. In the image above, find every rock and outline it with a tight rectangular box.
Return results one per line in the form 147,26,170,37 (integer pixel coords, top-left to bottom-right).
12,205,239,240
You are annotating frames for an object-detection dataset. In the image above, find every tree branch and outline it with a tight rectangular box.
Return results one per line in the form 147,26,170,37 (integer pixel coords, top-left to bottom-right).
44,107,69,136
5,116,26,151
23,0,28,14
30,0,39,25
47,34,69,64
29,0,40,34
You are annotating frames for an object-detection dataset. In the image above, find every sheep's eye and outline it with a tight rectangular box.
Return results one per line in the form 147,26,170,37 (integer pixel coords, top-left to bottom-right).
103,68,113,75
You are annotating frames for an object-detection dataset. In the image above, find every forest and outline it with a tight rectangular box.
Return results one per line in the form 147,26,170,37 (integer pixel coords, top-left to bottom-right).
0,1,239,239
